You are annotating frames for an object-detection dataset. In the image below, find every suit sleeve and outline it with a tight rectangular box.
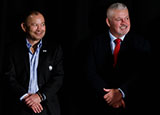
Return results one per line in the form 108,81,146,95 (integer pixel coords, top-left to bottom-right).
4,49,28,100
86,41,108,97
119,38,151,99
39,44,64,101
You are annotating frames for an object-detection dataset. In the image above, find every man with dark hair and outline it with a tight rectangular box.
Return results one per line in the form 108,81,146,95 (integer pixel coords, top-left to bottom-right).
4,10,64,115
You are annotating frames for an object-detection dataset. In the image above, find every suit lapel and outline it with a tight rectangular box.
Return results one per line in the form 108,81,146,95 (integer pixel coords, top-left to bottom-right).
99,33,114,67
38,44,48,72
104,33,112,56
19,41,30,78
119,33,131,53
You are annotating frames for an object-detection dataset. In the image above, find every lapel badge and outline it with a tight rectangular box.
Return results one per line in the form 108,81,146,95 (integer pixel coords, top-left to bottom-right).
49,65,53,71
43,50,47,52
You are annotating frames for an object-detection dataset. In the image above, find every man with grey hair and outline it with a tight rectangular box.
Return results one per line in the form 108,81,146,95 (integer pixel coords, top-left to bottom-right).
86,2,151,115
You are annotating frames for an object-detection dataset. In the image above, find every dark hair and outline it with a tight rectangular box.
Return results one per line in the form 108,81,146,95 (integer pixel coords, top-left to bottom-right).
22,10,44,24
20,9,46,24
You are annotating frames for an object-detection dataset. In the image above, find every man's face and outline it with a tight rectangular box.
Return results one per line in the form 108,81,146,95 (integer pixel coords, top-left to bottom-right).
106,9,130,37
25,13,46,41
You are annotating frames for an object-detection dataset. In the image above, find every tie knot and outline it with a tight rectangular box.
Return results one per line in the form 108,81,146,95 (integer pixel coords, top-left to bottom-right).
114,38,121,44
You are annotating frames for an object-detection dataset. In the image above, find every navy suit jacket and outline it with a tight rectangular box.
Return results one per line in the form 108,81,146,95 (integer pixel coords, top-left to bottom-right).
86,31,151,114
4,38,64,115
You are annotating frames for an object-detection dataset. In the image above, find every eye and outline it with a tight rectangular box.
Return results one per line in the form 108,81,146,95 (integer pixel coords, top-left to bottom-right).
125,17,129,20
41,23,45,26
115,18,121,21
31,23,38,26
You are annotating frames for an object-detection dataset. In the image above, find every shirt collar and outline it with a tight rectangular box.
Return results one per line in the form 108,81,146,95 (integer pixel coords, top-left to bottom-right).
26,39,42,49
109,31,125,43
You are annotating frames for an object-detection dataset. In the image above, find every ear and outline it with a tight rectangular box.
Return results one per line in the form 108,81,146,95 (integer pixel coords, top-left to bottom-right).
21,22,27,32
106,18,110,27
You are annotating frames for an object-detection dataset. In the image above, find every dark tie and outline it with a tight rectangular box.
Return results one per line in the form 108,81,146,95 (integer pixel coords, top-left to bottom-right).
113,38,121,67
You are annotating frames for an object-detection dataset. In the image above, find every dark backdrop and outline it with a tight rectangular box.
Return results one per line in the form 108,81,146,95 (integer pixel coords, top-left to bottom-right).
0,0,159,114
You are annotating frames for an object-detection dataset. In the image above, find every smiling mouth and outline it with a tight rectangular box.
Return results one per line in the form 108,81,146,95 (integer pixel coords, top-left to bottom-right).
120,25,127,30
35,31,43,35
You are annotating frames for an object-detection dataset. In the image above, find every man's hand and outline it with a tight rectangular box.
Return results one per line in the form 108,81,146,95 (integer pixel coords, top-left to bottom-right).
23,93,43,113
30,103,43,113
103,88,125,108
112,98,125,108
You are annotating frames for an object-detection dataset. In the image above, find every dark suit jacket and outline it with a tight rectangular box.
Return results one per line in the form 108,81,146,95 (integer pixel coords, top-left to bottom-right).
4,38,64,115
86,31,151,115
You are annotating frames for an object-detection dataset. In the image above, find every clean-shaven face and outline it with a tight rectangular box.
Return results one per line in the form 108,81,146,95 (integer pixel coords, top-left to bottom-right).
107,9,130,37
25,13,46,41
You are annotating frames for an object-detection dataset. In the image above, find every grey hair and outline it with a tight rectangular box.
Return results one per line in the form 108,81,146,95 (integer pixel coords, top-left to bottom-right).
107,3,128,19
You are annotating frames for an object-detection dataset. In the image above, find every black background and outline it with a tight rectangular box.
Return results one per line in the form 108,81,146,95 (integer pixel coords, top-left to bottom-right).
0,0,159,114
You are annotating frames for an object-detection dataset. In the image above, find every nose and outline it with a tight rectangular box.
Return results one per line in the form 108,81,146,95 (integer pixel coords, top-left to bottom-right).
36,25,43,31
121,18,126,23
37,25,41,29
